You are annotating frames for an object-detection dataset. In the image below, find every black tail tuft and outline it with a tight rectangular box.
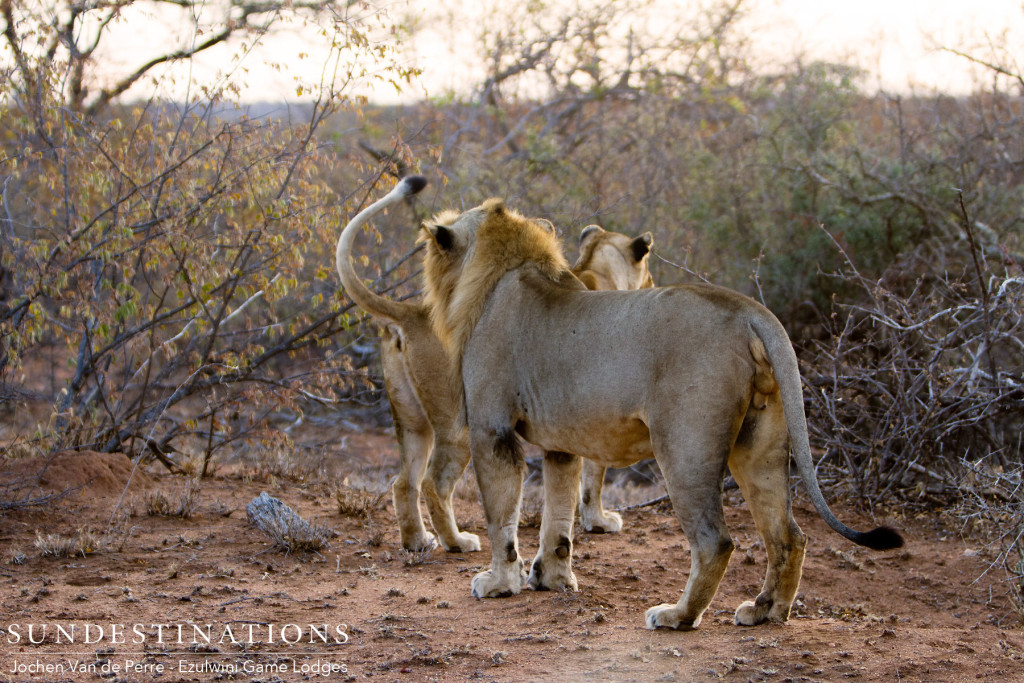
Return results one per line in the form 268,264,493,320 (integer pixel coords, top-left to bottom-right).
855,526,904,551
400,175,428,196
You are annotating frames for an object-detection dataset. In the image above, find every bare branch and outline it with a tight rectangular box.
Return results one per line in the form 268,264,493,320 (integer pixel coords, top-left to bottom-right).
942,46,1024,92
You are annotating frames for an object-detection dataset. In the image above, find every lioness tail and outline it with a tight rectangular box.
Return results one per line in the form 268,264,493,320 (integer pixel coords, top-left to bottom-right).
336,176,428,322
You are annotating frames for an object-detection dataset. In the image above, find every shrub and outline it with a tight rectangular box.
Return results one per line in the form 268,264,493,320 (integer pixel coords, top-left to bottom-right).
0,0,418,472
803,216,1022,505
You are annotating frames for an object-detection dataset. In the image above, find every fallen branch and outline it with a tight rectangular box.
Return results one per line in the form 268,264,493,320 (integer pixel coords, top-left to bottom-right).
245,492,332,555
618,494,670,511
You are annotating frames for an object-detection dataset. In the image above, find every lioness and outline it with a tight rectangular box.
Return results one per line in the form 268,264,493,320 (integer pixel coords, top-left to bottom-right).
419,196,903,630
573,225,654,534
337,176,476,553
335,177,653,552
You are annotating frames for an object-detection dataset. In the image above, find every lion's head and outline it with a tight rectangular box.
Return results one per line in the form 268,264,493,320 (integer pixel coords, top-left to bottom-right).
573,225,655,291
420,198,570,360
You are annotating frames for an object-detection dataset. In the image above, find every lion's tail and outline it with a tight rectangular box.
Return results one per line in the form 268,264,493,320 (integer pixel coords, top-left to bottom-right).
749,316,904,551
336,176,427,322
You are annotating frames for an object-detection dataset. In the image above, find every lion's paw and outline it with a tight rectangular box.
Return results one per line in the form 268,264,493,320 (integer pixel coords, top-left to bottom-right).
442,531,482,553
527,556,578,592
401,531,438,553
735,598,789,626
735,600,768,626
581,508,623,534
471,567,523,598
645,604,702,631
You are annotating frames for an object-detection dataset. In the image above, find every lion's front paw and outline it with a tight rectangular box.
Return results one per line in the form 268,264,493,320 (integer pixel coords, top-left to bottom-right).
471,566,524,598
527,556,578,592
401,531,438,553
645,604,702,631
581,508,623,534
442,531,482,553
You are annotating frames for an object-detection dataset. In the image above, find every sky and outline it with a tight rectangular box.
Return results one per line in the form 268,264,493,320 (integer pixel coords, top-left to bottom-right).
740,0,1024,94
397,0,1024,101
89,0,1024,104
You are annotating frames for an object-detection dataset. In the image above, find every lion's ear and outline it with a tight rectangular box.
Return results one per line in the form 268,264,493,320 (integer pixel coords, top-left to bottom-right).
579,224,603,245
427,224,455,252
535,218,556,235
631,232,653,261
482,198,506,215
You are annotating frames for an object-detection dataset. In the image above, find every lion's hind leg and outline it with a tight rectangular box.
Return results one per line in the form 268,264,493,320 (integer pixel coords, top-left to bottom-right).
382,329,437,553
645,425,735,631
422,432,481,552
728,395,807,626
579,460,623,534
529,451,581,591
390,419,439,552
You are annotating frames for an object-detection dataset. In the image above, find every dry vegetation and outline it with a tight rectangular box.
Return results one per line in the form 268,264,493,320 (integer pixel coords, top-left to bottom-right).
32,528,102,559
1,437,1023,682
1,3,1023,678
142,479,201,519
245,491,333,555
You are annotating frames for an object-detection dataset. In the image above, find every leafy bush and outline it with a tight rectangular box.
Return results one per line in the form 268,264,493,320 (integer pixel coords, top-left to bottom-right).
0,0,417,468
349,2,1024,618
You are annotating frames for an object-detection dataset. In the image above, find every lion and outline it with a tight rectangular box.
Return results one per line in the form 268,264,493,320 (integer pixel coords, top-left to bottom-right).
418,196,904,630
335,177,653,552
336,176,478,553
572,225,654,534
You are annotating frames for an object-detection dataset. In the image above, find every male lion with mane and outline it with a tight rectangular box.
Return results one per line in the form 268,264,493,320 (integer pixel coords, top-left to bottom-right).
335,177,654,553
418,195,904,630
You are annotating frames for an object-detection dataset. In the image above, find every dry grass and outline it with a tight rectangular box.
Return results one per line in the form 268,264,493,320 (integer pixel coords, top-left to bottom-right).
34,528,102,558
335,484,387,519
7,547,27,565
142,479,200,519
402,548,433,566
364,524,387,548
957,459,1024,621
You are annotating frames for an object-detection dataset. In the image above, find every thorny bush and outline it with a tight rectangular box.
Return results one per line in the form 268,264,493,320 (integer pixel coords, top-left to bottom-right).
802,216,1023,619
803,231,1023,505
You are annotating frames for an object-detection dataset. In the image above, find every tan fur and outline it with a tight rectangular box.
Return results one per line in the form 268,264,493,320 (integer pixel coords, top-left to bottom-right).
420,197,903,631
336,180,479,554
571,225,656,534
749,337,778,410
424,199,568,370
573,225,655,291
339,180,651,552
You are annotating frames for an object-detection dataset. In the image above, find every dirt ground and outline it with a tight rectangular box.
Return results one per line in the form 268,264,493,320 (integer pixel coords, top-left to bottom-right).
1,425,1022,683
